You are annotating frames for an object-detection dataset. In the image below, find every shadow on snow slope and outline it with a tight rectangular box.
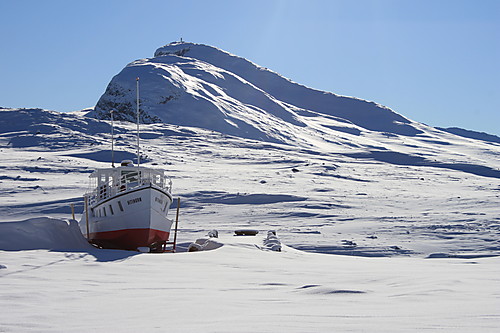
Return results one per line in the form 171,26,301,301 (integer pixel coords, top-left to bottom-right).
344,151,500,179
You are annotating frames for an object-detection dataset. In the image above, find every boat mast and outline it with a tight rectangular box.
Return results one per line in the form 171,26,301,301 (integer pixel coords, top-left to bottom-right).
136,77,140,167
111,109,115,168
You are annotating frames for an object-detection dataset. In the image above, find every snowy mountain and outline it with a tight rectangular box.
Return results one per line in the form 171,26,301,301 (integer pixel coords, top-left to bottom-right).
2,43,500,256
90,42,421,144
2,42,500,332
87,42,500,175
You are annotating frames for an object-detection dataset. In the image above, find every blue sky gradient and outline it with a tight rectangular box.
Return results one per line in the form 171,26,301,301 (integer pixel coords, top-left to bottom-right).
1,0,499,135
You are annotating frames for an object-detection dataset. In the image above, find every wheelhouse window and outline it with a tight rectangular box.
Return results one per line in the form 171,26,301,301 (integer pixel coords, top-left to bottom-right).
122,171,140,183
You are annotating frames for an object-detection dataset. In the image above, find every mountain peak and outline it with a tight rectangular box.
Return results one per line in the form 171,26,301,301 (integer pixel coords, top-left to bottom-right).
91,42,423,143
154,41,215,58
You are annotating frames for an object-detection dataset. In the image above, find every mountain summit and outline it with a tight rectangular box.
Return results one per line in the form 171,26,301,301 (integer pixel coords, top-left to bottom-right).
91,42,422,143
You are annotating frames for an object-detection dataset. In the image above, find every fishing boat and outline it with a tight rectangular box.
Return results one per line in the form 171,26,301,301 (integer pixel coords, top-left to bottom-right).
80,78,176,252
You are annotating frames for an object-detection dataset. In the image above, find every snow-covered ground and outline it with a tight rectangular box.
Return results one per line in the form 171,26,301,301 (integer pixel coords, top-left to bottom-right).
1,107,499,258
1,42,500,331
1,107,499,331
1,226,499,332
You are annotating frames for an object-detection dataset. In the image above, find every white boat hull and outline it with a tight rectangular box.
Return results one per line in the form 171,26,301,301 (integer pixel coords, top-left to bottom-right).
80,185,173,250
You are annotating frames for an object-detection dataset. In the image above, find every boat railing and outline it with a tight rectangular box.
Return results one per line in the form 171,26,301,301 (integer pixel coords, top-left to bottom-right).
86,171,172,206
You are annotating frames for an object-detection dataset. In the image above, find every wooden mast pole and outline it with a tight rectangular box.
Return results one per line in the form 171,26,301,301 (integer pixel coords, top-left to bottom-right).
172,198,180,252
84,196,90,239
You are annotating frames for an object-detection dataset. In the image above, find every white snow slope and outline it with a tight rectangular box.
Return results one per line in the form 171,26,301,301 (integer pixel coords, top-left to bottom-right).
1,41,500,332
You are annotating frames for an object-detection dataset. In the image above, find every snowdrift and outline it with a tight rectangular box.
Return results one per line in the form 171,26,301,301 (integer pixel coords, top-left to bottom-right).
0,217,93,251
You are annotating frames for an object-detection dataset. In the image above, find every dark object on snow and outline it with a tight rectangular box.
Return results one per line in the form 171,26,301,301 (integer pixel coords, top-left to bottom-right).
341,239,357,247
291,168,300,173
187,243,202,252
207,230,218,238
234,229,259,236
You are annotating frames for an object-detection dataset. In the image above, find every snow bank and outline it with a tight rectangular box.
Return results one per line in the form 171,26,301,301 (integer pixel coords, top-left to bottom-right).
0,217,93,251
187,237,223,252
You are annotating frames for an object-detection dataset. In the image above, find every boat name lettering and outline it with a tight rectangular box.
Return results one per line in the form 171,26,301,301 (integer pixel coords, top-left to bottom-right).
127,197,142,205
155,197,163,205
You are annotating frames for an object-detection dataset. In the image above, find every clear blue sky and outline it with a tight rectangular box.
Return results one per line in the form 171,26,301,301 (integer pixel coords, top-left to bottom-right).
1,0,499,135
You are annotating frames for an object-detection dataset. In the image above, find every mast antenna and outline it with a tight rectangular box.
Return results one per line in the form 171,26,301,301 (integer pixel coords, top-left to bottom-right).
136,77,140,167
111,109,115,168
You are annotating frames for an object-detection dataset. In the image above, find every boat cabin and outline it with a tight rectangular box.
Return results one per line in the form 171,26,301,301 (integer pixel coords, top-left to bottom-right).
86,160,172,206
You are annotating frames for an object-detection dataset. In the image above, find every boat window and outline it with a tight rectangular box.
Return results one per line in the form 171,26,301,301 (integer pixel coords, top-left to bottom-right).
103,207,107,217
118,201,124,212
122,171,140,183
109,204,114,215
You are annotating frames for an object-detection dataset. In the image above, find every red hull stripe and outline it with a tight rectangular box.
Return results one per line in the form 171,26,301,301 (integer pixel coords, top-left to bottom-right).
89,228,170,250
